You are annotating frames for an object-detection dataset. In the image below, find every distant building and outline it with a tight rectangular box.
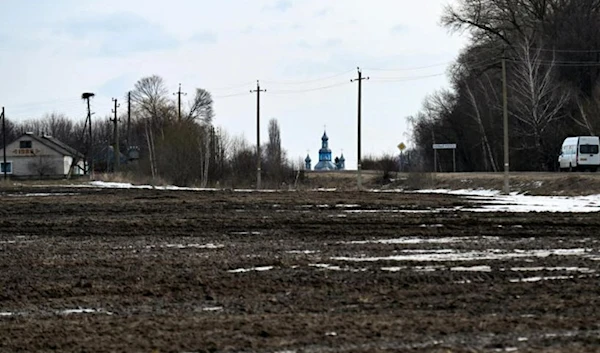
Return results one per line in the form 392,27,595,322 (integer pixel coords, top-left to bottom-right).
309,131,345,171
0,132,85,178
305,154,312,170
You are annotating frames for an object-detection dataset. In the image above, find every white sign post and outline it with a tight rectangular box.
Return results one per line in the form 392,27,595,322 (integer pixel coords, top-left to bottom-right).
432,143,457,173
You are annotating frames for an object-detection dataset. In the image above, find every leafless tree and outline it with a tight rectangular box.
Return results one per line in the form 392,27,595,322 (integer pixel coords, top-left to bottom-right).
186,88,214,124
131,75,174,138
29,155,57,177
509,38,570,169
464,82,499,171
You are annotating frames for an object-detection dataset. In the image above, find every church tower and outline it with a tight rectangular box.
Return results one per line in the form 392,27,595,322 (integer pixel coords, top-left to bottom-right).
314,131,337,171
305,154,312,170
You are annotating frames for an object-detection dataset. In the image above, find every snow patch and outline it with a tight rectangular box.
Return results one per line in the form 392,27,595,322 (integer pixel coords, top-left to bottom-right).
450,266,492,272
509,276,574,283
164,243,224,249
347,237,474,245
332,248,591,263
228,266,274,273
510,267,595,273
60,308,113,315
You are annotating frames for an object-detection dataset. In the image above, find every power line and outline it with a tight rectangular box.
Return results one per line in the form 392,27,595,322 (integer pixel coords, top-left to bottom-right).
506,58,600,67
370,72,447,82
365,62,452,72
214,92,251,99
268,81,351,94
263,69,355,85
525,47,600,53
210,81,256,91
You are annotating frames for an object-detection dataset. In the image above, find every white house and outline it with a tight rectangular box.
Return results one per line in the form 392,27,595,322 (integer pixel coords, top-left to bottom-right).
0,132,86,178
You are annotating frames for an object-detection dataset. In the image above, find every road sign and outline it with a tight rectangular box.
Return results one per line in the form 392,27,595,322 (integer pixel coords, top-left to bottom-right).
433,143,457,150
397,142,406,151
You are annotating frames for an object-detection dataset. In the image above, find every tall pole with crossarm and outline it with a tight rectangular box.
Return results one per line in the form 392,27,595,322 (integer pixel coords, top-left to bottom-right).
251,80,266,189
351,68,369,190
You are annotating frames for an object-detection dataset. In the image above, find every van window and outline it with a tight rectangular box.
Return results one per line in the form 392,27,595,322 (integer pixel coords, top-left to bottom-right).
580,144,599,154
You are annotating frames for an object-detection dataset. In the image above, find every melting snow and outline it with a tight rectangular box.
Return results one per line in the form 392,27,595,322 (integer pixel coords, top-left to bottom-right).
164,243,223,249
451,266,492,272
510,267,595,273
509,276,574,283
202,306,223,312
381,267,408,272
332,248,591,262
309,264,367,272
7,193,79,197
287,250,319,254
60,308,113,315
45,182,600,213
417,189,600,213
347,237,475,245
228,266,274,273
0,312,13,316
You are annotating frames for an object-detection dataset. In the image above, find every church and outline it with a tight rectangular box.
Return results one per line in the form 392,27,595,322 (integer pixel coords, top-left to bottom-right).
305,131,345,171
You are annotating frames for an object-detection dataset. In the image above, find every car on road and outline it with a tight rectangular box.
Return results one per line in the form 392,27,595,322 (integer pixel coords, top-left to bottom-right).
559,136,600,172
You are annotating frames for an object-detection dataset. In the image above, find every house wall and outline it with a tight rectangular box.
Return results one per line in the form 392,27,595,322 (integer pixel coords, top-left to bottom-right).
63,156,86,176
2,135,69,177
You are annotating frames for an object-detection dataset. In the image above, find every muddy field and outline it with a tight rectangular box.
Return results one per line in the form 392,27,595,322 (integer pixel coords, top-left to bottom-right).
1,185,599,352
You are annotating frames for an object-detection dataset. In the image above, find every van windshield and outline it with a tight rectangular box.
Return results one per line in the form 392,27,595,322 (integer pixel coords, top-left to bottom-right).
580,144,599,154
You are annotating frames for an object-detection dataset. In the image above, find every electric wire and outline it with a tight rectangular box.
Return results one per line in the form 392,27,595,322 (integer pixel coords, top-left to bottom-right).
263,69,355,85
268,81,352,95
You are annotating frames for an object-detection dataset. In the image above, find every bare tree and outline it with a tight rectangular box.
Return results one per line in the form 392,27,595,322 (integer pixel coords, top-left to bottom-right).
131,75,173,137
510,38,571,169
573,93,597,135
464,82,499,171
29,155,57,177
186,88,214,124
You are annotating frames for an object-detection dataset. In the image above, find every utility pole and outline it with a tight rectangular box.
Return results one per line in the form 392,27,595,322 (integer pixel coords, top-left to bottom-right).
502,57,510,195
174,83,187,122
251,80,266,190
351,67,369,190
2,107,6,180
111,98,121,172
82,92,95,179
126,91,131,153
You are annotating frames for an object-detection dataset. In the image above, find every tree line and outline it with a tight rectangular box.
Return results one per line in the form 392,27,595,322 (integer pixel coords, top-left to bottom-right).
3,75,295,187
410,0,600,172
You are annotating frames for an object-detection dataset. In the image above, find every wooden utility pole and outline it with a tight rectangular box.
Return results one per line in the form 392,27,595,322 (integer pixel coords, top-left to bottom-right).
351,68,369,190
174,83,187,122
2,107,6,180
111,98,120,172
251,80,266,190
502,57,510,194
82,92,95,179
126,91,131,153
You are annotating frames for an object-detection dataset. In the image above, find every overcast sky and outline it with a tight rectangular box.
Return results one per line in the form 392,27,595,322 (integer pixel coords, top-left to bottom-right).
0,0,467,169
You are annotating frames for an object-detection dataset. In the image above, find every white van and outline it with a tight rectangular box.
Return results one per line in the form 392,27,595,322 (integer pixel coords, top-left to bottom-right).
558,136,600,172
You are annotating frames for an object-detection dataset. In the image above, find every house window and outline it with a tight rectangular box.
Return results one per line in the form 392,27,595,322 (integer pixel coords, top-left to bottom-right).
20,141,32,149
1,162,12,174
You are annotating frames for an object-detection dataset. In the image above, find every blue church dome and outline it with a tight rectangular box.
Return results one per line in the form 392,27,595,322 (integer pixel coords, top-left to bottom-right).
314,130,337,171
